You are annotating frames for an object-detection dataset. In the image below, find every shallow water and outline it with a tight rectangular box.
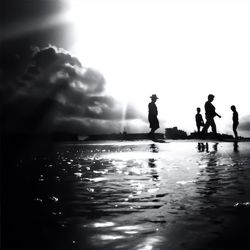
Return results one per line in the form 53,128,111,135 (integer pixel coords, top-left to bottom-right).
2,141,250,249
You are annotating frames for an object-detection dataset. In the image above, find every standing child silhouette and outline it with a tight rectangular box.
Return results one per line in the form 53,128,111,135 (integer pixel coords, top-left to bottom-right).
195,107,204,133
231,105,239,139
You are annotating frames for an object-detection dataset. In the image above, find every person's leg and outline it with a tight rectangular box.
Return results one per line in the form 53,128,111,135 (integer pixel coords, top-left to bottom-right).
233,123,238,139
202,120,209,134
197,125,200,133
210,119,217,134
149,128,156,140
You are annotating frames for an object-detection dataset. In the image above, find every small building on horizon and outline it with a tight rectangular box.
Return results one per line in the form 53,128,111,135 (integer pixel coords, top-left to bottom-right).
165,127,188,139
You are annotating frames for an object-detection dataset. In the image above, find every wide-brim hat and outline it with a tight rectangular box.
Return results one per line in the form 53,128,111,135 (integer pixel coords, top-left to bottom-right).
150,94,159,99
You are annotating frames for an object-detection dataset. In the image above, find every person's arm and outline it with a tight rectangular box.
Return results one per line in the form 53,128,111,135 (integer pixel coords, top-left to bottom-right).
201,116,204,124
215,112,221,118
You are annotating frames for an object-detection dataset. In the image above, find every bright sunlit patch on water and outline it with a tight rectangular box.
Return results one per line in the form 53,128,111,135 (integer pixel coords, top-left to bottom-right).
93,222,115,228
74,172,82,177
147,188,159,193
99,235,125,241
87,177,107,182
79,140,164,147
49,196,59,202
136,236,163,250
104,151,160,161
176,180,195,185
130,182,146,192
124,231,138,234
234,202,250,207
113,225,141,231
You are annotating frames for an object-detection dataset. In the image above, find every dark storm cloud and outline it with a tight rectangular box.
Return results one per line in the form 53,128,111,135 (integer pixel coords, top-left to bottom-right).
0,0,70,42
53,117,124,135
0,0,66,25
239,116,250,132
0,45,142,134
0,0,74,81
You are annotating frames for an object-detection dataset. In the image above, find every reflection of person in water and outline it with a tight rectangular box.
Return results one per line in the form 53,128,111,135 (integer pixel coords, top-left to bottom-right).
149,144,159,153
233,142,239,153
197,142,211,153
231,105,239,139
148,94,159,137
195,107,204,133
212,143,218,152
196,142,220,198
148,144,159,180
197,142,207,152
204,143,219,196
148,158,159,180
202,94,221,135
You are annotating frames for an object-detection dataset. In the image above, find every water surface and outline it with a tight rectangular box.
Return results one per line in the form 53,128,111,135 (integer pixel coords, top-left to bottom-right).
3,140,250,249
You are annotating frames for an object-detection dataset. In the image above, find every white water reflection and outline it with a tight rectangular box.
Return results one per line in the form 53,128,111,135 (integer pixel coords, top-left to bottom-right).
15,141,250,249
99,235,125,240
93,221,115,228
136,236,164,250
115,225,139,230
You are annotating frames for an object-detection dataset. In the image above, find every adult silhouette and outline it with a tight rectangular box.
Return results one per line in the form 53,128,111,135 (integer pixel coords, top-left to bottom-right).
195,107,204,133
231,105,239,139
148,94,159,137
202,94,221,135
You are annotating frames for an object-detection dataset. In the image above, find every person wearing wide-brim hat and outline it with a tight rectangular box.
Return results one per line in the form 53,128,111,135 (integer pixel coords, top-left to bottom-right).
148,94,159,136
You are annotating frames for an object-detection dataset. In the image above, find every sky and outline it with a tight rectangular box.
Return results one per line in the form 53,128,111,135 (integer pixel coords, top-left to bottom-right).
1,0,250,136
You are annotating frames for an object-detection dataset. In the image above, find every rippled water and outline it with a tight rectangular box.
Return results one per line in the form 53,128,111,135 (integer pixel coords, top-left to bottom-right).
3,141,250,249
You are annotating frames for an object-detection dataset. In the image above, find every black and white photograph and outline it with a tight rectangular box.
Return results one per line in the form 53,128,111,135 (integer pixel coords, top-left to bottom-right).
1,0,250,249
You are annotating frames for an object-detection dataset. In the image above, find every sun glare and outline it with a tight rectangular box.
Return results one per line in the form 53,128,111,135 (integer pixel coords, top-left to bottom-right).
67,1,164,100
67,0,250,134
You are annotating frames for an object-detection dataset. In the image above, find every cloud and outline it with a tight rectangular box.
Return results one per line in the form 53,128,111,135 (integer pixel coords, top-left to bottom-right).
225,115,250,137
0,45,144,134
239,116,250,133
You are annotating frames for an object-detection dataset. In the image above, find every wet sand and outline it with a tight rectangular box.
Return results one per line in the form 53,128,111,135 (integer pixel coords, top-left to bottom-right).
2,140,250,249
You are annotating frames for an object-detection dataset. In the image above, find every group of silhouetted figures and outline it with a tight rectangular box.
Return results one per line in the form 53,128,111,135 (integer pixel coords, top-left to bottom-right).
148,94,239,139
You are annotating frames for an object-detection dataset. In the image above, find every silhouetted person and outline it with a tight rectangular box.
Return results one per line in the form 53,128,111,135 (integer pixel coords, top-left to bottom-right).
231,105,239,139
195,107,204,133
202,94,221,135
148,94,159,137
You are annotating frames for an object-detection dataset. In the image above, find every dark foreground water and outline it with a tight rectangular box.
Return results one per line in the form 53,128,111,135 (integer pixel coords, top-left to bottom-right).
2,140,250,249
